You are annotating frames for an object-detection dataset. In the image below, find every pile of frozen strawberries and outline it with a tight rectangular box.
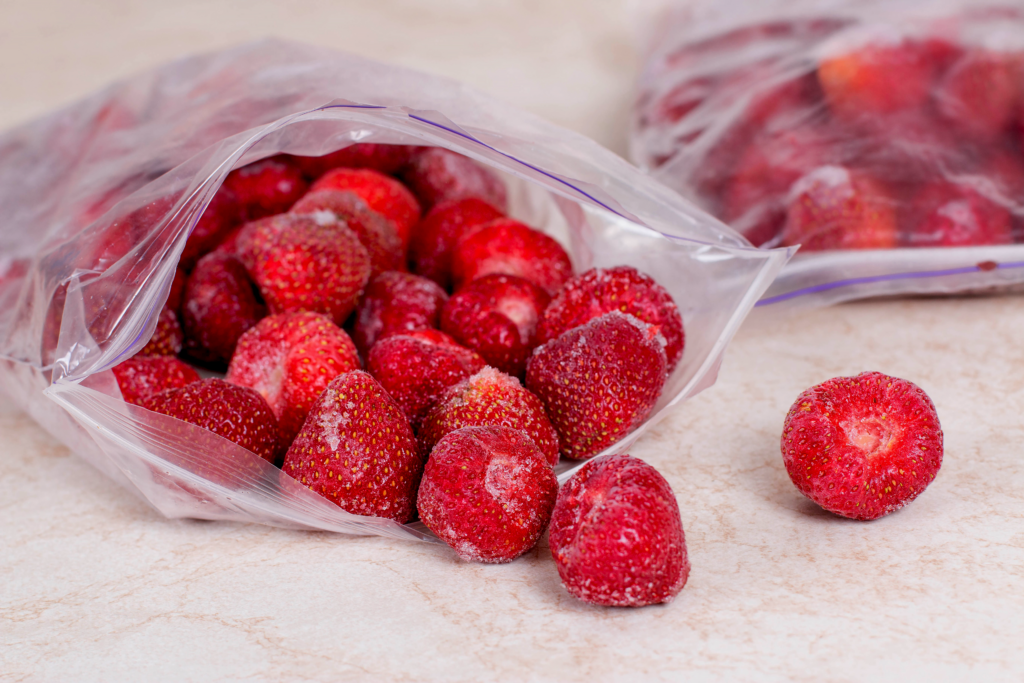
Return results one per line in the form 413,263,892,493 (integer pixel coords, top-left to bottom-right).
111,143,690,607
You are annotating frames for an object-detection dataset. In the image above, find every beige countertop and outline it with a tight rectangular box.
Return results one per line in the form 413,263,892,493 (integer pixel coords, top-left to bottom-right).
2,1,1024,681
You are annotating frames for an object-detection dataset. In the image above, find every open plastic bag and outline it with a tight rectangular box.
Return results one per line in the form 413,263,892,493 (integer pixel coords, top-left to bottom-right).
0,39,788,540
631,0,1024,309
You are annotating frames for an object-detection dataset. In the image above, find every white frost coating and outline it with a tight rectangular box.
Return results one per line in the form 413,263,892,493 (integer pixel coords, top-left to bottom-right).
936,200,978,231
314,389,351,452
605,310,668,352
310,209,339,227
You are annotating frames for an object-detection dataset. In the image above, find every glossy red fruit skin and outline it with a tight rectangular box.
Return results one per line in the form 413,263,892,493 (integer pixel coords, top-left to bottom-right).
222,155,309,220
289,189,405,277
226,311,362,447
366,330,486,427
292,143,416,178
282,371,422,522
537,266,685,373
182,252,266,366
549,454,690,607
147,378,281,465
138,305,184,357
781,165,898,251
417,426,558,563
112,356,200,406
311,168,421,248
908,181,1013,247
409,198,505,289
236,213,370,326
352,271,448,356
179,186,244,270
419,367,560,466
449,218,574,296
935,49,1019,142
401,148,508,211
441,274,550,379
526,312,668,460
781,371,943,520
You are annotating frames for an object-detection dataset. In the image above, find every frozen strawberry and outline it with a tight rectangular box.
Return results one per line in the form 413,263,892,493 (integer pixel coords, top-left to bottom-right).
908,181,1012,247
289,189,404,276
537,266,685,373
311,168,421,249
147,378,281,465
352,271,448,356
449,219,573,296
179,186,243,270
781,371,943,520
226,311,361,445
222,155,309,220
138,305,183,357
236,213,370,325
167,267,186,312
182,252,266,366
781,165,898,250
366,329,485,427
112,356,200,406
419,367,559,466
401,148,508,211
292,143,416,178
282,370,421,522
409,198,505,289
417,426,558,563
526,312,668,460
935,49,1019,142
549,454,690,607
440,274,550,378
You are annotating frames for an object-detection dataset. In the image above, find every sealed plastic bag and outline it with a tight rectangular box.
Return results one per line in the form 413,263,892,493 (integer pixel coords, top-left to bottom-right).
631,0,1024,308
0,39,788,540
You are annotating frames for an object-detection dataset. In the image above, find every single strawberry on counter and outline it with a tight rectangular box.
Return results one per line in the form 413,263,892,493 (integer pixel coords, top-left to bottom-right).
366,329,486,427
449,218,573,295
419,366,560,466
782,371,943,520
222,154,309,220
409,198,505,289
537,266,685,373
549,453,690,607
352,271,448,356
138,305,184,357
226,311,362,446
112,356,200,406
182,252,266,366
526,311,668,460
282,370,421,522
292,143,416,178
417,425,558,563
401,147,508,212
311,168,421,249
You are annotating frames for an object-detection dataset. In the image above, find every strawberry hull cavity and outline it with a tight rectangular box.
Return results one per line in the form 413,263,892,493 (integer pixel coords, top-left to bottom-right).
781,371,943,520
549,454,690,607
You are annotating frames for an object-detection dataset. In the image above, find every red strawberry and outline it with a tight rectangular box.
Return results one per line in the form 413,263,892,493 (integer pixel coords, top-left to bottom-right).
417,426,558,563
409,198,505,289
182,252,266,366
112,356,200,406
282,370,422,522
781,371,943,520
526,312,667,460
908,181,1012,247
401,148,508,211
537,266,685,373
226,312,362,446
147,378,281,467
935,49,1019,142
311,168,421,249
366,330,485,427
289,189,405,276
449,219,573,295
292,143,416,178
222,154,309,220
781,165,898,250
440,274,550,378
419,367,559,466
549,453,690,607
167,266,186,312
352,271,448,356
139,305,184,357
179,185,243,270
236,213,370,325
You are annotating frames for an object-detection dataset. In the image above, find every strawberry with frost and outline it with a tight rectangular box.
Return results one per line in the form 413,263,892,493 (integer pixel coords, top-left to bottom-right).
401,147,508,211
409,197,505,289
139,305,183,357
311,168,421,249
222,154,308,220
352,271,448,356
112,356,200,406
449,218,574,295
182,252,266,366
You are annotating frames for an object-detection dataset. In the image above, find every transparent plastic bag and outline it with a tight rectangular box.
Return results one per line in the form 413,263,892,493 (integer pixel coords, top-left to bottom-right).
0,39,788,539
630,0,1024,309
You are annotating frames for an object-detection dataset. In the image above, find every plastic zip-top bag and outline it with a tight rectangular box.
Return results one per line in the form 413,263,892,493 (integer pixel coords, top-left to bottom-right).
0,39,788,541
631,0,1024,309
